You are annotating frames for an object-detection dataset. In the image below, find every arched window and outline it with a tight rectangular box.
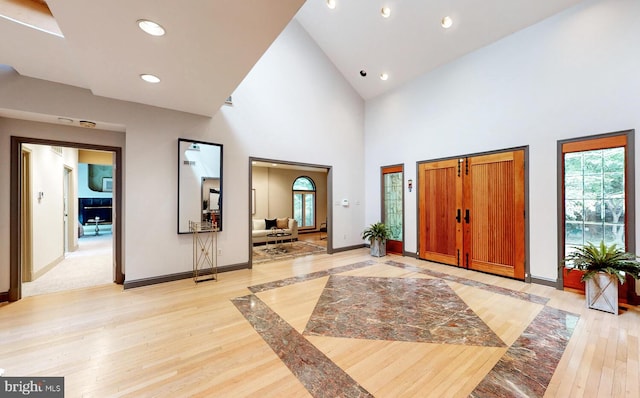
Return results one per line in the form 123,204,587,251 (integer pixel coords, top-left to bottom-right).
293,176,316,229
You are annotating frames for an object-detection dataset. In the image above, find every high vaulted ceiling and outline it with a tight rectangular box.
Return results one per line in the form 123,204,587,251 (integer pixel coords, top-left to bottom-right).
0,0,584,119
296,0,584,100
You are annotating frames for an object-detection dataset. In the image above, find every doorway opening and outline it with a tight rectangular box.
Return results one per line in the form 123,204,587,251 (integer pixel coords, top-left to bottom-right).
9,137,123,302
249,158,332,266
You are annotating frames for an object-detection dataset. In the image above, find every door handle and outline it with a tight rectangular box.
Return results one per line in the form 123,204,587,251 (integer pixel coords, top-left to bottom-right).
464,209,470,224
456,209,461,223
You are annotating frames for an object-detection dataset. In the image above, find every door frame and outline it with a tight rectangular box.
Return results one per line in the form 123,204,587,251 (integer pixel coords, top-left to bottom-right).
416,145,530,282
63,165,74,254
20,147,33,282
9,136,124,302
248,157,333,268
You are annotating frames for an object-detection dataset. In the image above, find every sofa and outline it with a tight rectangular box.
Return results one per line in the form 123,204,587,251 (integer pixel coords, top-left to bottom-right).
79,197,112,225
252,217,298,244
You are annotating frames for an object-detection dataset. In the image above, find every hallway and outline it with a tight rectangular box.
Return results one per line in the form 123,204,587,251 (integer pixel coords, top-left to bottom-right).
21,233,113,297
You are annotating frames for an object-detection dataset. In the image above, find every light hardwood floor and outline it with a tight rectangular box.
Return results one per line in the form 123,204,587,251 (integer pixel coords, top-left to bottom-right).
1,248,639,397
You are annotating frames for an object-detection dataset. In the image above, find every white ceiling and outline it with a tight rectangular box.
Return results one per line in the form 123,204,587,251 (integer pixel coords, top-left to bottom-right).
0,0,306,117
296,0,584,99
0,0,584,121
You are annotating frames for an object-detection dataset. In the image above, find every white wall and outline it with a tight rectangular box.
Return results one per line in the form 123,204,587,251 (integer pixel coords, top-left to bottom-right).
364,0,640,281
0,19,364,290
221,20,365,248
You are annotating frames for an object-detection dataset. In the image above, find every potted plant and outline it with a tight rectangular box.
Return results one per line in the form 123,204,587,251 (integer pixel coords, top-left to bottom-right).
564,241,640,314
362,222,391,257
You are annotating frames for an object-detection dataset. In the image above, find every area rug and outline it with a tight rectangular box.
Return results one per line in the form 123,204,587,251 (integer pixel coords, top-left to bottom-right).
253,240,326,264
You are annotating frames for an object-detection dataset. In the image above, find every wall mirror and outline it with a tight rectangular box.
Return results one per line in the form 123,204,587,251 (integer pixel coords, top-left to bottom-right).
178,138,223,233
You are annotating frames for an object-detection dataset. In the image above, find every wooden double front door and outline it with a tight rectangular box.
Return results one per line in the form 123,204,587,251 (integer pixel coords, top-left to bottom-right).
418,149,526,280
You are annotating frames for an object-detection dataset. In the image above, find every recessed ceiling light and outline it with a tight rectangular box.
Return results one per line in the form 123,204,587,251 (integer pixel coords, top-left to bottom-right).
137,19,165,36
140,74,160,83
326,0,336,9
271,163,278,167
380,73,389,81
57,117,73,124
441,16,453,29
381,7,391,18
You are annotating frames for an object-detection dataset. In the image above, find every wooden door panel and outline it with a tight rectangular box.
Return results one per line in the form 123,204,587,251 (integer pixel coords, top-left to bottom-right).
419,160,462,266
465,151,525,279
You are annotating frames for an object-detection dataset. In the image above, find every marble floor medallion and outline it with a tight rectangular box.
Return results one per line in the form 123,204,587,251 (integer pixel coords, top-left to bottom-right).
234,261,579,397
304,275,506,347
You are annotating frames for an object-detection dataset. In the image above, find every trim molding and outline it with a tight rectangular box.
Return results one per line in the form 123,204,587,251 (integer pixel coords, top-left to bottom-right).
0,291,8,303
402,250,419,259
332,244,365,253
30,255,64,281
123,263,249,289
531,276,557,287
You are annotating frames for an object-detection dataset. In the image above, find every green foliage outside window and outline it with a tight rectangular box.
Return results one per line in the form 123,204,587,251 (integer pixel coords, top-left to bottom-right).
565,147,625,254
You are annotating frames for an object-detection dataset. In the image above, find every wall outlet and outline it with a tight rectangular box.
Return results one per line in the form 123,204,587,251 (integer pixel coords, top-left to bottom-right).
217,248,222,256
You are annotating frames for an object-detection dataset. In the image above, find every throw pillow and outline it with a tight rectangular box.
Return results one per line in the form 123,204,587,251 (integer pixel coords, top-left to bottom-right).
265,218,277,229
276,217,289,229
253,219,265,231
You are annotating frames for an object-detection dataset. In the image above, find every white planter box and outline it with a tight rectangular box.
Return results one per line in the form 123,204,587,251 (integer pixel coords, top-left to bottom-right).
370,238,386,257
585,272,619,314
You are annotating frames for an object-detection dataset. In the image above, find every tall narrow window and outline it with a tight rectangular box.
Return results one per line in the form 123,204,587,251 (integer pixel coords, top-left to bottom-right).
382,165,403,254
560,131,636,300
293,176,316,229
564,147,625,252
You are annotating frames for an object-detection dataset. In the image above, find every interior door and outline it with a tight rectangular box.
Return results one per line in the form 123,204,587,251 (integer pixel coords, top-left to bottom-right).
464,151,525,279
418,159,463,266
21,148,33,283
382,165,403,254
418,150,526,280
63,167,70,253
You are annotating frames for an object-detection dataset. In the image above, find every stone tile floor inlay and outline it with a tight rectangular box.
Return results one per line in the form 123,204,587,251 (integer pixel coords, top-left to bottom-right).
236,261,580,397
249,260,376,293
470,306,579,397
304,275,506,347
386,260,550,305
232,294,374,398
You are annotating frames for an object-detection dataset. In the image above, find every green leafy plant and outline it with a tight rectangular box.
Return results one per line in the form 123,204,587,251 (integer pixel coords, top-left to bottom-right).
564,241,640,284
361,222,391,243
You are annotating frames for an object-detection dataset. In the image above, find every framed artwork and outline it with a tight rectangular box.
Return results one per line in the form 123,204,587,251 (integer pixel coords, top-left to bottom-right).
102,177,113,192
